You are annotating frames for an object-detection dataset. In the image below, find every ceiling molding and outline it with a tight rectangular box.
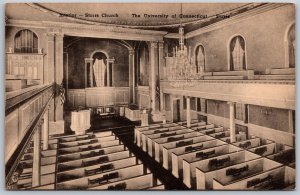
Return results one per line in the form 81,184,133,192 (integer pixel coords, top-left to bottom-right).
164,33,180,39
6,19,168,41
25,3,258,29
185,3,287,39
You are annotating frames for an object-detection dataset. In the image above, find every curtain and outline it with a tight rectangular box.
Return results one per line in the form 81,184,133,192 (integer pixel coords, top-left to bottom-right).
230,36,246,71
196,45,205,73
288,24,295,68
93,59,106,87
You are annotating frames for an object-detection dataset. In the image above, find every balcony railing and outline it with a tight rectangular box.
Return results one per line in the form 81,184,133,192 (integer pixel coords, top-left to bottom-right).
5,84,54,188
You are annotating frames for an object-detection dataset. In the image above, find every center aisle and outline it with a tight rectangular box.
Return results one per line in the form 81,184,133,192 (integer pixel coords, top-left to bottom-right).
92,115,189,190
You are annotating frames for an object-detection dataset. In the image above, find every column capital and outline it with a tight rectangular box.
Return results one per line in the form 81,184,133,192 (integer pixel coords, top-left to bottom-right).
128,49,135,55
150,41,158,48
47,33,55,41
107,58,115,63
158,41,164,48
227,101,236,105
55,34,64,42
84,58,93,62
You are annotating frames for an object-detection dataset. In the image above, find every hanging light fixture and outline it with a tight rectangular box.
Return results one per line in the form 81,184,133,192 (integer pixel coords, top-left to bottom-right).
169,3,196,88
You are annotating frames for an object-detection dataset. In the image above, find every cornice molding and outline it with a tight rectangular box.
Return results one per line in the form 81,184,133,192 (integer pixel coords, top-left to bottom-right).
185,3,288,39
6,19,168,41
164,33,180,39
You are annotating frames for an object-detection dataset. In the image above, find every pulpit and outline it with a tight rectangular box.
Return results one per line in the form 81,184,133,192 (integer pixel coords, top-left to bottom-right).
71,110,91,135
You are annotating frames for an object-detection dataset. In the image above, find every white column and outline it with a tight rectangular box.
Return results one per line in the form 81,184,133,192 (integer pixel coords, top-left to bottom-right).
128,50,135,104
107,59,115,87
160,91,164,111
107,63,110,87
229,102,236,142
158,41,165,79
32,124,42,187
150,42,158,111
54,34,64,121
288,110,294,133
133,52,136,104
84,58,93,88
186,96,191,128
43,109,49,150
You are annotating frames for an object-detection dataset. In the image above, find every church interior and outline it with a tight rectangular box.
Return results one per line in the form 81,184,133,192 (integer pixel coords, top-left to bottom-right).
4,3,296,190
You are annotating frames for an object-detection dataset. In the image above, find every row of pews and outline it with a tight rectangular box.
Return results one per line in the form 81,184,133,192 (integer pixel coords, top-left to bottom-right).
14,131,164,190
135,120,295,190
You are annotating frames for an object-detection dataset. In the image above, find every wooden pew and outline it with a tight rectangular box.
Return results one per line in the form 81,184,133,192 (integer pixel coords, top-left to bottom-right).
162,136,218,170
57,156,140,183
135,126,158,146
134,123,178,146
183,150,260,189
198,127,224,135
59,131,113,143
56,164,145,190
196,157,282,190
233,138,273,149
58,135,117,148
212,165,294,190
248,143,276,156
89,172,164,190
57,150,132,173
58,139,121,155
209,131,230,139
172,144,241,178
147,129,196,156
141,126,189,152
177,119,200,126
22,148,57,161
58,144,126,163
267,148,295,168
180,121,207,128
140,127,170,151
149,132,202,158
19,155,56,168
219,134,247,143
191,124,215,132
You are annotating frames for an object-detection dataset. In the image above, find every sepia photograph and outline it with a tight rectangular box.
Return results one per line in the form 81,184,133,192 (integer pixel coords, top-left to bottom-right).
4,2,296,190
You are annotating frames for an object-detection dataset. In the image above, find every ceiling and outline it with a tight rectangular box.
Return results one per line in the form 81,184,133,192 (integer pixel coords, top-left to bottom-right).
6,3,266,33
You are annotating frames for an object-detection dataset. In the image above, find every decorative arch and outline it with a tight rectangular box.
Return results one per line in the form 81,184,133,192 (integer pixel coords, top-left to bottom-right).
285,22,295,68
194,44,205,73
90,49,109,59
14,29,38,53
228,34,247,71
84,51,109,88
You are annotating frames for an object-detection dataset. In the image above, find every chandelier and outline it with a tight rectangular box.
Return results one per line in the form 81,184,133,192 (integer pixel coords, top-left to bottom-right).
168,4,198,88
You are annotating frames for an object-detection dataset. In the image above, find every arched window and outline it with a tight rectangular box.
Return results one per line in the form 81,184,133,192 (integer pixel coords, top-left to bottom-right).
92,52,107,87
229,35,246,71
287,24,295,68
195,45,205,73
14,29,38,53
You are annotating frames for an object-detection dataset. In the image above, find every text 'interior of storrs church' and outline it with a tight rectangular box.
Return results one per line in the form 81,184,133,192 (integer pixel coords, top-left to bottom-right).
4,2,295,190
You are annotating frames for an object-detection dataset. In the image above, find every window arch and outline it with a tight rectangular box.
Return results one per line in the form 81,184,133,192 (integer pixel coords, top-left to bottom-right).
195,45,205,73
287,23,295,68
14,29,38,53
229,35,246,71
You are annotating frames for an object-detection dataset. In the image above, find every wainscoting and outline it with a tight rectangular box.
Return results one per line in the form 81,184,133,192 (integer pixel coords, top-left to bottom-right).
67,87,129,108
